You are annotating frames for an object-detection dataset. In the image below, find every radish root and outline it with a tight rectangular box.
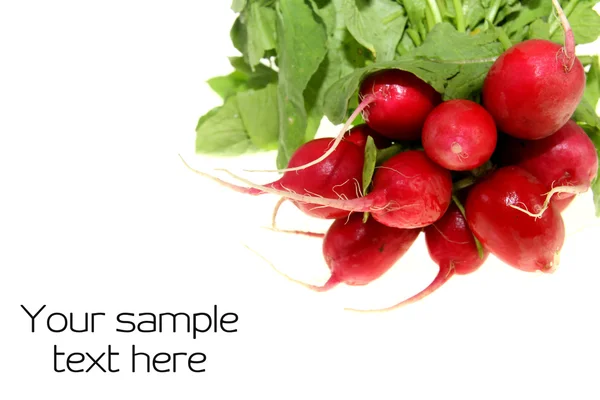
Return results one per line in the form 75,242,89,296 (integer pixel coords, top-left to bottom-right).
264,198,326,238
345,263,456,313
242,94,377,174
178,154,265,195
509,184,588,218
215,168,382,213
242,243,338,292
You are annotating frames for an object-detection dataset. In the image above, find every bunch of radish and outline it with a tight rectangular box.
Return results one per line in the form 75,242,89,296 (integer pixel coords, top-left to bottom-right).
182,1,599,311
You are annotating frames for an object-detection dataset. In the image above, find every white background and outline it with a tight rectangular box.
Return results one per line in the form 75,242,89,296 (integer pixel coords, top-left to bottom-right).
1,2,600,399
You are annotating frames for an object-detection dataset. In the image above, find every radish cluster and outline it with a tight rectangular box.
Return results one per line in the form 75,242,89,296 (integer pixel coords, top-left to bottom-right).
184,8,598,311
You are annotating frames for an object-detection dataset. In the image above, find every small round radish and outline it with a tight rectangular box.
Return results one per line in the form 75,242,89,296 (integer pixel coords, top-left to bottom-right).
346,203,488,312
316,213,422,290
482,1,585,140
179,136,365,220
494,120,598,213
369,150,453,229
465,166,565,273
422,99,497,171
214,150,453,229
359,69,442,141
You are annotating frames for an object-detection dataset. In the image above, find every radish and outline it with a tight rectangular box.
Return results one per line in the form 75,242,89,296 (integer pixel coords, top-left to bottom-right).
278,212,421,292
481,0,585,140
319,212,421,290
465,166,565,273
346,203,488,312
422,99,497,171
359,69,442,141
495,120,598,213
180,136,366,220
216,150,453,229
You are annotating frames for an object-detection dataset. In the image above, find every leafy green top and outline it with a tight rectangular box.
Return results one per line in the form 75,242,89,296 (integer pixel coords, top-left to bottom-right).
195,0,600,213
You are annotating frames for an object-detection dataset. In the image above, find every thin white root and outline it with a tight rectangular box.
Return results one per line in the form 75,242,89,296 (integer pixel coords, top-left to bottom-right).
215,168,377,212
267,198,325,238
271,197,286,229
509,184,588,219
242,94,377,174
241,243,335,292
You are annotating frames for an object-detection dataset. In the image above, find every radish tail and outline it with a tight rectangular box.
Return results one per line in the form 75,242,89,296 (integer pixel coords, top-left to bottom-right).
242,244,338,292
345,263,455,313
179,154,266,195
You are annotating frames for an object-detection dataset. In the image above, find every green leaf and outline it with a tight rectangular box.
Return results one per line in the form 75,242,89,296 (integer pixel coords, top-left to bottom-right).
206,71,249,101
550,0,600,46
323,57,459,124
582,125,600,217
230,16,249,56
575,95,600,217
232,0,247,12
463,0,487,30
342,0,408,62
527,19,550,40
414,22,503,62
500,0,550,38
303,0,371,142
274,0,328,169
246,3,278,67
237,83,280,150
375,143,404,165
444,62,494,100
584,56,600,112
206,57,278,100
401,0,427,37
362,136,377,193
195,96,257,156
573,97,600,129
413,23,503,100
361,136,376,224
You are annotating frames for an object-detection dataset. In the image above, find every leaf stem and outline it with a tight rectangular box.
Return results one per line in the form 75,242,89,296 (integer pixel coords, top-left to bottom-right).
425,6,435,32
452,195,485,259
549,0,579,37
452,0,466,32
486,0,502,25
452,176,476,192
406,28,422,46
496,26,512,51
426,0,443,25
418,22,428,41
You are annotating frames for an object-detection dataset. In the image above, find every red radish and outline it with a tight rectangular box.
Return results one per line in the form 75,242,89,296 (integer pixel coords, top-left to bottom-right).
304,213,421,291
359,69,442,141
494,120,598,213
215,150,453,229
249,213,420,292
244,69,439,175
368,150,453,229
179,136,365,220
346,203,488,312
465,166,565,273
422,99,497,171
481,1,585,140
